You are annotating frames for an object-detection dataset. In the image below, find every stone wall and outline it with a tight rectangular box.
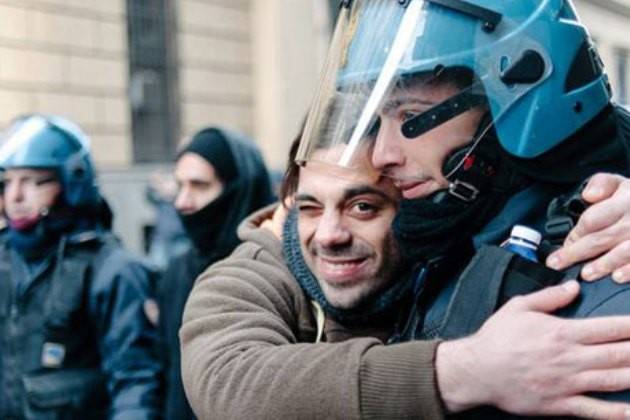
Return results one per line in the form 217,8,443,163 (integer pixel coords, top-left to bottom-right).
176,0,253,146
0,0,131,167
575,0,630,104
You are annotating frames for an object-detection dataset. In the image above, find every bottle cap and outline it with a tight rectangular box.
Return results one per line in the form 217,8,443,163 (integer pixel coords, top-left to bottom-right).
510,225,542,246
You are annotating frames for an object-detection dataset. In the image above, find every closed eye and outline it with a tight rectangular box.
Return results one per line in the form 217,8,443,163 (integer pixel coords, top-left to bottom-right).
297,201,323,216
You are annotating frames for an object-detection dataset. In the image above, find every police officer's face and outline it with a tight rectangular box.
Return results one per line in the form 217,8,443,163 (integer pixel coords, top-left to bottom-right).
3,168,61,223
371,81,484,200
174,152,224,215
296,148,402,310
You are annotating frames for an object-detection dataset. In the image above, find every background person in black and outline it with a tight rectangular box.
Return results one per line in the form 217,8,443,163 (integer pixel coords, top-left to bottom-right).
158,127,274,419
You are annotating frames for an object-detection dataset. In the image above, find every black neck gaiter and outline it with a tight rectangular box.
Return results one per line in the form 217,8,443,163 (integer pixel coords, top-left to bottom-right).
179,184,237,254
393,190,510,262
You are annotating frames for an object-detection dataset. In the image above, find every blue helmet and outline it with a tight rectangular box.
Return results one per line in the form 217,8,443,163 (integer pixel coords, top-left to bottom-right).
297,0,610,167
0,114,100,207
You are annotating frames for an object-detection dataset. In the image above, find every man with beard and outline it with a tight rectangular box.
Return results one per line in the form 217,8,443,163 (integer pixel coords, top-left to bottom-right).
0,114,161,419
157,127,274,419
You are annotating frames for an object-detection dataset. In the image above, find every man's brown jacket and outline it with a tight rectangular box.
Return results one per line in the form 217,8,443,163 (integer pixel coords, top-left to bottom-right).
181,205,444,419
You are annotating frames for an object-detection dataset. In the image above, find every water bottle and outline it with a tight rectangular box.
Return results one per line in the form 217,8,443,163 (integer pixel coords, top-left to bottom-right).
501,225,541,262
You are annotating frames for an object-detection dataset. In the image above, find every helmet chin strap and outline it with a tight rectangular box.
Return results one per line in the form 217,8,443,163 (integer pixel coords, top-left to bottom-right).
434,114,499,203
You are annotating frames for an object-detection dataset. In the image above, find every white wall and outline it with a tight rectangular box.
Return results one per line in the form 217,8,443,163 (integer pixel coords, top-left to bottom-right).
251,0,331,170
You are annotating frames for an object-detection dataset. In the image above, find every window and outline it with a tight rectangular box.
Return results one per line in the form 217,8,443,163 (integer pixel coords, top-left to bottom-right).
127,0,179,162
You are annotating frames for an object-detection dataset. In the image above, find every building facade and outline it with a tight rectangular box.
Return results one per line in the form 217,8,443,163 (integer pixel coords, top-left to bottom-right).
0,0,331,252
0,0,627,253
575,0,630,106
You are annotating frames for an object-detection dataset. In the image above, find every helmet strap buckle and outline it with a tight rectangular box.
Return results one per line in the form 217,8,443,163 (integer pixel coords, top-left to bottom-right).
448,180,480,202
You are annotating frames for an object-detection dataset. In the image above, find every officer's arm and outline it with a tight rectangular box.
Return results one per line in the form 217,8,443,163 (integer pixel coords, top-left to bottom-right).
547,173,630,282
436,281,630,419
90,251,162,420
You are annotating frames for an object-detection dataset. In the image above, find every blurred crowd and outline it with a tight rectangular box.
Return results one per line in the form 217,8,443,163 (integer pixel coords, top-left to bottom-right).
0,115,276,419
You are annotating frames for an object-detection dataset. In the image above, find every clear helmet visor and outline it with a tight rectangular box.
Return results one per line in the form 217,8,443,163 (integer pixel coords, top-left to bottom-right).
297,0,552,175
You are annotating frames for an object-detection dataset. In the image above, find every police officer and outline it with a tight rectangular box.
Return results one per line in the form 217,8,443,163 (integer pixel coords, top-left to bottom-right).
296,0,630,417
0,114,162,419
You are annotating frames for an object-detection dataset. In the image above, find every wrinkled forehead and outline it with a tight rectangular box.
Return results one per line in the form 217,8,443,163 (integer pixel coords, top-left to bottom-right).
304,143,380,183
298,145,400,204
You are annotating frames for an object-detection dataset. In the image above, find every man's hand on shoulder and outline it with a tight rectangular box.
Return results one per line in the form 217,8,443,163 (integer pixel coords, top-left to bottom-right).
260,200,292,240
437,281,630,419
547,173,630,283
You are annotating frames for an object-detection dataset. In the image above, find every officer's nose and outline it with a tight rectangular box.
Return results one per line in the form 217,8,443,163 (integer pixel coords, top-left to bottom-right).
371,118,405,172
4,180,24,204
313,209,351,249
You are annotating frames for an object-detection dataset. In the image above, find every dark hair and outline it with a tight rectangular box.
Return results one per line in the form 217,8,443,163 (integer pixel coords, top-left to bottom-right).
279,127,303,206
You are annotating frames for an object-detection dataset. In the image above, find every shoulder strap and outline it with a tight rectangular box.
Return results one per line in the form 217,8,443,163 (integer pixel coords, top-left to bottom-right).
42,236,109,343
437,245,565,340
43,253,91,343
0,248,13,318
615,105,630,150
438,246,512,340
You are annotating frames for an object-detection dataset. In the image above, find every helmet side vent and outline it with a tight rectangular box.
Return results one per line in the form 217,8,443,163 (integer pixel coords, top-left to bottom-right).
565,39,605,93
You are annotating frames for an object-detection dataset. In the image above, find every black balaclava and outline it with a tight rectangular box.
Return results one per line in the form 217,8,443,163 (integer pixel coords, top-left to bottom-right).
177,128,275,258
393,105,629,263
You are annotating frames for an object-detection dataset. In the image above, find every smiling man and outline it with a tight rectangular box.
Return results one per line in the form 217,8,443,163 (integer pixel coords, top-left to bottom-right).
181,142,438,419
182,1,630,419
294,160,402,310
182,130,630,420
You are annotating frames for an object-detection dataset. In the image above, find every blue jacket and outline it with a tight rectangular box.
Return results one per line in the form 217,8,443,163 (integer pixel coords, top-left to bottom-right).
413,182,630,413
0,228,162,419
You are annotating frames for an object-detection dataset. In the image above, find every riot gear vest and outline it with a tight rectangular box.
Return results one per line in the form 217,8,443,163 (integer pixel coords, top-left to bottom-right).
0,235,112,420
